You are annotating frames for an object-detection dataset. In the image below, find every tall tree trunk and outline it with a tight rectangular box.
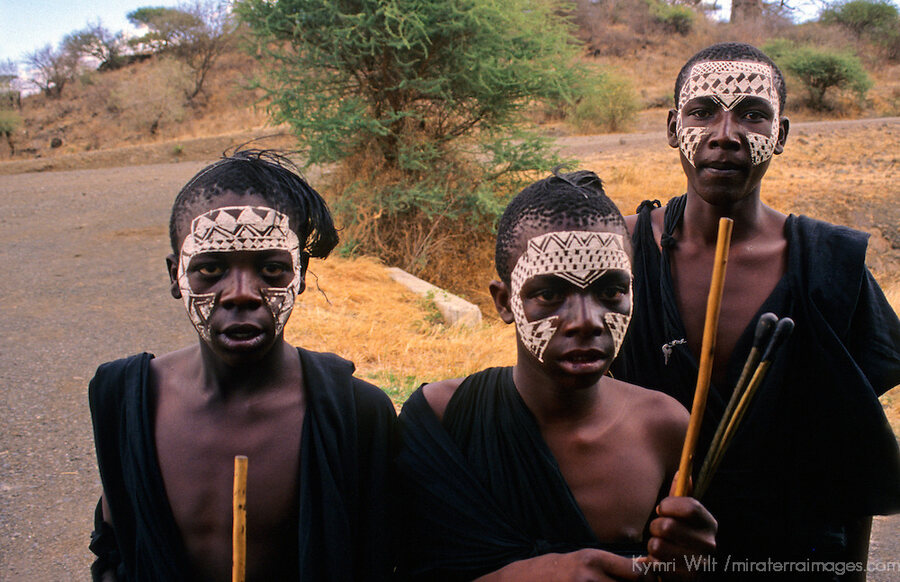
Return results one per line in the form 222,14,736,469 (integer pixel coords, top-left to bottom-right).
731,0,763,22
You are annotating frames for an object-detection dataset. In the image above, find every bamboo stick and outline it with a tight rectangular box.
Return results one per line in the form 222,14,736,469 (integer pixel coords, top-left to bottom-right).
674,217,734,497
233,455,248,582
694,318,794,498
695,313,777,494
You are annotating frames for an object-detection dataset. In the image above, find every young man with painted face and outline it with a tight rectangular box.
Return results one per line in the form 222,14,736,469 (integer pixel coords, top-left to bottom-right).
612,43,900,579
87,151,396,581
394,171,718,582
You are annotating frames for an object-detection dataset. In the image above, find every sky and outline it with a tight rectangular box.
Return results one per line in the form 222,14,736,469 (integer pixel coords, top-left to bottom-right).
0,0,182,65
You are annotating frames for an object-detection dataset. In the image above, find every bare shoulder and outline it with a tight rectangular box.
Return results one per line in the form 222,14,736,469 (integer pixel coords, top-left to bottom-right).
421,377,465,422
148,346,199,392
605,377,688,436
624,213,639,234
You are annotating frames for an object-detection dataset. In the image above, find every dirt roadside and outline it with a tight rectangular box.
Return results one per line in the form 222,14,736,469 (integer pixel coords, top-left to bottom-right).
0,123,897,580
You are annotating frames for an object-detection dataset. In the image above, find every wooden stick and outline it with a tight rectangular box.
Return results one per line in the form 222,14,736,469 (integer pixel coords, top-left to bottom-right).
233,455,248,582
674,217,733,497
695,313,777,494
694,318,793,498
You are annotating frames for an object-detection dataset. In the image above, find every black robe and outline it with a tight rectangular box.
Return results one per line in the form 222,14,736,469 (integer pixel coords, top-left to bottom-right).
89,348,396,582
612,196,900,572
394,367,644,582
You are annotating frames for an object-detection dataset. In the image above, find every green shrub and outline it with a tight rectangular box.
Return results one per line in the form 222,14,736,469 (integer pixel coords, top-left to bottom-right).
568,70,640,133
820,0,899,38
775,46,872,110
0,109,21,135
650,1,695,36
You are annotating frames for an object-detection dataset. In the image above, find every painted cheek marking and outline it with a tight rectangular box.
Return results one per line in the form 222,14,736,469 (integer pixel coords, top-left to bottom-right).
676,60,780,166
510,230,632,362
177,206,301,341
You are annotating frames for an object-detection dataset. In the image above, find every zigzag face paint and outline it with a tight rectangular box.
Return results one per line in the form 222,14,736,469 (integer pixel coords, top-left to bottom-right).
510,230,632,362
676,60,780,166
177,206,301,341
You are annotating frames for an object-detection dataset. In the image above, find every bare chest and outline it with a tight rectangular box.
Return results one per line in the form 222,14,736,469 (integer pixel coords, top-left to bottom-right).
154,387,305,580
544,425,667,543
671,242,786,384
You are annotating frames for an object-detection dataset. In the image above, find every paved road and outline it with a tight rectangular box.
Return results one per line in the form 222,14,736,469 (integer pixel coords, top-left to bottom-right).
0,162,205,579
1,147,897,579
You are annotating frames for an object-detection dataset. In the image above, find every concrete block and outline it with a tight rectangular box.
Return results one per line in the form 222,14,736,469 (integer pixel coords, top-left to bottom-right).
386,267,482,327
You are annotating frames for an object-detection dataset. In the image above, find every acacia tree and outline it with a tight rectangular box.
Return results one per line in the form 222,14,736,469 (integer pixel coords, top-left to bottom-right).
128,2,236,100
236,0,585,271
63,22,128,71
24,43,80,98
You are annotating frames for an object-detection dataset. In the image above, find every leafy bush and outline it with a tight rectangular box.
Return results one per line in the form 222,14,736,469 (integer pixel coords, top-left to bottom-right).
820,0,899,38
238,0,583,272
650,1,695,36
766,43,872,110
568,70,640,133
0,109,21,135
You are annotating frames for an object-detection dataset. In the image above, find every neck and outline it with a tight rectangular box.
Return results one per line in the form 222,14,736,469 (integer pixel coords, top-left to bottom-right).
197,339,297,399
682,187,770,245
512,352,602,426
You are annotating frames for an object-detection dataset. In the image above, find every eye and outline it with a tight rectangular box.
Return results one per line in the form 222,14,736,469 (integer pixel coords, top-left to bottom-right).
194,262,225,278
260,261,291,278
686,106,713,120
743,109,768,121
596,284,629,302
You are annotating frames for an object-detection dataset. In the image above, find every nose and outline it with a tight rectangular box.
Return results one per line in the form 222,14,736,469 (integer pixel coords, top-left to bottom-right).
706,110,741,151
218,268,263,309
560,293,606,338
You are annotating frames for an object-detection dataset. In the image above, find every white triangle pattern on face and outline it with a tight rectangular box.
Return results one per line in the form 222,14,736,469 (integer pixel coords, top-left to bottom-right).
176,205,302,341
676,60,780,168
510,230,632,362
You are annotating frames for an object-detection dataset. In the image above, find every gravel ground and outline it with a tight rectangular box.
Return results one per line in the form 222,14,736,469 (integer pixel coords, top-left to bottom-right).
0,134,897,579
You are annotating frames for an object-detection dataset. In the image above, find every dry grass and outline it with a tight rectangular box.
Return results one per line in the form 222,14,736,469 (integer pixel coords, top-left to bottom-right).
283,256,515,407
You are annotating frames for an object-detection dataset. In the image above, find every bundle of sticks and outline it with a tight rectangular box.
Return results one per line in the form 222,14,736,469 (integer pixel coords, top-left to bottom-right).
694,314,793,499
673,217,793,499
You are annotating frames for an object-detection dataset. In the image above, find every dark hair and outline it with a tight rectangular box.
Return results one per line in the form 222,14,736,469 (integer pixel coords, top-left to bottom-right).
674,42,787,112
495,169,625,283
169,149,339,258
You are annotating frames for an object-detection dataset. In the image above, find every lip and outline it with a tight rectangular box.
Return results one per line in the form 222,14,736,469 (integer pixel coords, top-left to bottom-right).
556,348,609,374
217,323,267,349
698,159,746,177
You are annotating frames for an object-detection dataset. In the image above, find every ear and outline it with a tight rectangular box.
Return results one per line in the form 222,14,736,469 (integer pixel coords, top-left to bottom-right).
774,116,790,155
297,251,310,295
489,280,515,325
666,109,679,148
166,254,181,299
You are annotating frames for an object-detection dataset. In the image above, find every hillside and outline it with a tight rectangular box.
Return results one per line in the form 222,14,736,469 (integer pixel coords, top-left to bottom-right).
3,3,900,163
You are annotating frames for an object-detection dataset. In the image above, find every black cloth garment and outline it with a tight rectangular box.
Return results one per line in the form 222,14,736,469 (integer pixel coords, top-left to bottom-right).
89,348,396,582
611,196,900,576
394,367,644,582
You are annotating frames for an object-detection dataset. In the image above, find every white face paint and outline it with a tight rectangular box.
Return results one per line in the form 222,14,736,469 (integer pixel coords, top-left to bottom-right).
676,60,780,167
509,230,632,362
177,205,301,341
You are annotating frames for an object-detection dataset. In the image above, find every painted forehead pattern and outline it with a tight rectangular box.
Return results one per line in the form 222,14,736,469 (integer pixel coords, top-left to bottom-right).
509,230,632,362
183,205,299,254
512,230,630,288
679,60,778,112
176,205,302,342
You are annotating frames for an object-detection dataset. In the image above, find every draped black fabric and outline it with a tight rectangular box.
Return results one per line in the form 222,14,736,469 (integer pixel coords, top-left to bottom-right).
394,367,644,582
89,348,396,582
612,196,900,571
